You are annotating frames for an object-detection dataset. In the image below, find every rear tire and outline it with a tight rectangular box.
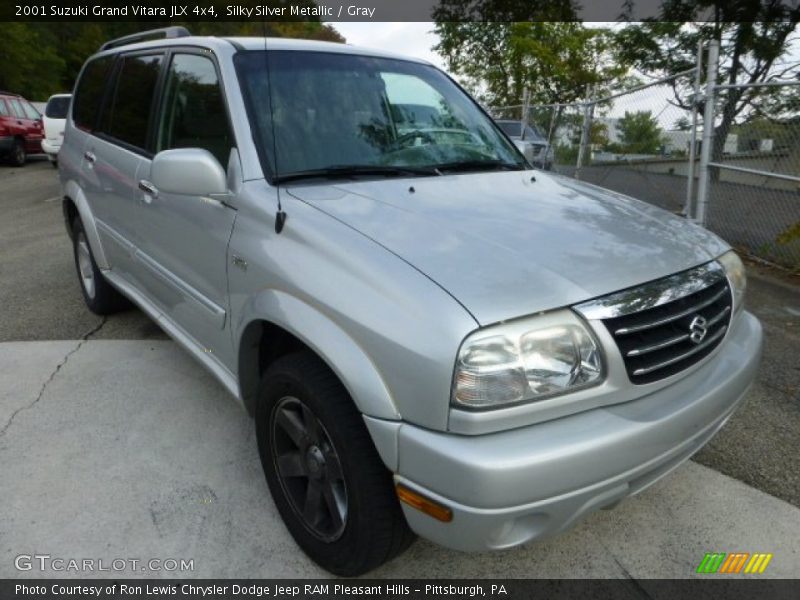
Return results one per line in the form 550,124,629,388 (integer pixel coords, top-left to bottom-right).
256,351,414,576
9,140,25,166
71,218,128,315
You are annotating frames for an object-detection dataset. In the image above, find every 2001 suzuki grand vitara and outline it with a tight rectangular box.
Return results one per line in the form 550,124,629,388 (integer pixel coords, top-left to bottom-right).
60,28,762,575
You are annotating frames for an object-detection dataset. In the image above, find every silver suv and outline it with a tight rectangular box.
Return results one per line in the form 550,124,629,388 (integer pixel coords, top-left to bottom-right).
61,28,762,575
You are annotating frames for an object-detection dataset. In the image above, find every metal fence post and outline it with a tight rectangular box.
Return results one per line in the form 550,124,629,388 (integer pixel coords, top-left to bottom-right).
521,87,530,141
575,99,594,180
695,39,719,226
684,40,703,218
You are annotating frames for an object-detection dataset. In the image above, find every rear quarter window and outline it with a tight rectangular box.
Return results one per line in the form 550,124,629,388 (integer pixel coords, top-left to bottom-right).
45,96,71,119
0,100,9,117
22,101,40,120
8,99,25,119
73,56,114,131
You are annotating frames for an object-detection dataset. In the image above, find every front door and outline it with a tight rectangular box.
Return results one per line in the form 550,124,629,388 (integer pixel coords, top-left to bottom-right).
134,51,237,367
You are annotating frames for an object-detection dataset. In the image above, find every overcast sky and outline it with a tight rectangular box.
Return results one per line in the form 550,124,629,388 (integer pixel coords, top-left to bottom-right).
331,22,446,69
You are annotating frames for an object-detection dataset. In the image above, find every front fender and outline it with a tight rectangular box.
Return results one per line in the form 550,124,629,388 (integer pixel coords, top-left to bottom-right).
63,178,109,270
237,289,400,421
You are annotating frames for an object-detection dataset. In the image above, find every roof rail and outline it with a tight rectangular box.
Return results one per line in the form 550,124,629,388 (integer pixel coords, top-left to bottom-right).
0,90,20,97
99,26,191,51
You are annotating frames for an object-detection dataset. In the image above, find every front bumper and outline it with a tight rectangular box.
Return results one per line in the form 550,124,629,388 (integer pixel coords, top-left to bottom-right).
394,310,762,552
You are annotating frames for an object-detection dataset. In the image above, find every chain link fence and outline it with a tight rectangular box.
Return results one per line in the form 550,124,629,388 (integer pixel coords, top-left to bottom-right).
705,81,800,270
489,46,800,271
490,70,700,215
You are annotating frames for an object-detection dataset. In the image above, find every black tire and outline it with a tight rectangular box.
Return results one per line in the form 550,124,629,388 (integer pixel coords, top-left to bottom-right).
256,352,414,575
71,218,128,315
9,140,25,166
51,158,58,168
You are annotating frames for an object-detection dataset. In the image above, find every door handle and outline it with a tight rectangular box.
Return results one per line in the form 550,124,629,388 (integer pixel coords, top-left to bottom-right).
138,180,158,199
83,151,96,163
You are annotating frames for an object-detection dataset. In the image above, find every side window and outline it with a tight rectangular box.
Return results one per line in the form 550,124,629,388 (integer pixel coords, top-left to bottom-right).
0,100,9,117
9,99,25,119
101,54,163,150
73,56,114,131
156,53,233,166
22,101,40,120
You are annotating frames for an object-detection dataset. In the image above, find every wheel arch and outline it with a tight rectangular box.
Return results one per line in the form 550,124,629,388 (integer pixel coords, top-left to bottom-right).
236,291,401,423
62,180,109,269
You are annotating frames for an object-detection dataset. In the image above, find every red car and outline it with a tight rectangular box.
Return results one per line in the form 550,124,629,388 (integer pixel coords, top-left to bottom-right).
0,91,44,166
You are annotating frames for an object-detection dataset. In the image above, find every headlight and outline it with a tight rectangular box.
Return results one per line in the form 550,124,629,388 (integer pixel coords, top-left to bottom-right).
717,251,746,314
452,310,604,410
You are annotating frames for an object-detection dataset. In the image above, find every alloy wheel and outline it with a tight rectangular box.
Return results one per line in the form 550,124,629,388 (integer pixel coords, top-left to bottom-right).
271,396,348,541
76,232,96,299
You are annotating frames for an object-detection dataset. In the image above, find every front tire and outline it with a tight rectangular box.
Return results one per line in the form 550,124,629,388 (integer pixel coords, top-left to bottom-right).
71,218,128,315
256,352,414,575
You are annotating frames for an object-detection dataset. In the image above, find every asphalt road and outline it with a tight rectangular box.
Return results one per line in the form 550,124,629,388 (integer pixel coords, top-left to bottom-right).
0,158,168,342
1,160,798,512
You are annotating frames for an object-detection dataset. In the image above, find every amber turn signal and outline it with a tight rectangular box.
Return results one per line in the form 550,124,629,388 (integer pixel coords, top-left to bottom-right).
396,484,453,522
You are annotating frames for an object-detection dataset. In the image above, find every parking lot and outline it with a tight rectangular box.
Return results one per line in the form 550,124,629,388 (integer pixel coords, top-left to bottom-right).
1,159,799,578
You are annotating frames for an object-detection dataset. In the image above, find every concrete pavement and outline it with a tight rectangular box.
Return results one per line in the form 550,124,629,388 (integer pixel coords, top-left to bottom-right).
1,339,798,579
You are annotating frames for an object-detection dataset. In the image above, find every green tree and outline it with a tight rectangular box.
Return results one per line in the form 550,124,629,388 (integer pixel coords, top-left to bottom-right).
673,116,692,131
0,24,65,99
433,22,629,108
616,2,800,171
617,110,665,154
0,21,344,100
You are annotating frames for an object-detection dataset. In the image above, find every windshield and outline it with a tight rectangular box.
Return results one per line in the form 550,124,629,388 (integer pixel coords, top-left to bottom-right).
235,51,525,180
45,96,70,119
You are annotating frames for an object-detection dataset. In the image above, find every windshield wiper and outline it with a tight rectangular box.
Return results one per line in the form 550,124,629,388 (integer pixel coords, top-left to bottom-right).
273,164,440,184
432,159,526,173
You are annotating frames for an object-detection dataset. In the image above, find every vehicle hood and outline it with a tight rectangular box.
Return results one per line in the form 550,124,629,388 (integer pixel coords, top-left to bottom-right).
287,171,729,325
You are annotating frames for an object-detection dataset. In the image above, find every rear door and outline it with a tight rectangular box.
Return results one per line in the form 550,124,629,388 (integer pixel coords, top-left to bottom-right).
86,52,164,287
20,100,43,151
0,98,14,140
134,50,237,364
6,98,33,149
8,98,43,152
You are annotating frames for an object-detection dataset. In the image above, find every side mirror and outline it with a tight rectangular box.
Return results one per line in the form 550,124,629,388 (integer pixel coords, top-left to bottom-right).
150,148,227,196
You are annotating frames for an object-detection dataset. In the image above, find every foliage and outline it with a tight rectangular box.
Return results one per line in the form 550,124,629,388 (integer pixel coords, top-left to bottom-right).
432,0,580,23
673,116,692,131
554,142,579,164
777,221,800,246
615,110,666,154
0,22,344,100
433,22,629,108
615,2,800,165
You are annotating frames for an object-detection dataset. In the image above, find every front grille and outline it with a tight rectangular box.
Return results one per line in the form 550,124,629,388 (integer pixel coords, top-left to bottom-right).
602,277,732,384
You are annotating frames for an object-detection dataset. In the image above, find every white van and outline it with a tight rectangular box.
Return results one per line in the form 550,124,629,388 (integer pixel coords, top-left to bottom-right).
41,93,71,166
